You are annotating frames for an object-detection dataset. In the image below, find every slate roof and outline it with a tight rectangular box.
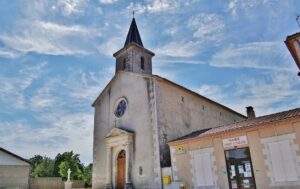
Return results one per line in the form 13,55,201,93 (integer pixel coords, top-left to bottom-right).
124,18,144,47
0,147,30,164
169,108,300,144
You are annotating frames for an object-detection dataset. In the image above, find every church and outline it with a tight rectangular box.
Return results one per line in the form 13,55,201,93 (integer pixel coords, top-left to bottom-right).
91,18,246,189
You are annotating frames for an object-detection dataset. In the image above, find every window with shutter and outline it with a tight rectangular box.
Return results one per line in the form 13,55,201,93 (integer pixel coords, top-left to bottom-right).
280,140,298,181
191,149,215,187
268,142,285,182
266,137,299,183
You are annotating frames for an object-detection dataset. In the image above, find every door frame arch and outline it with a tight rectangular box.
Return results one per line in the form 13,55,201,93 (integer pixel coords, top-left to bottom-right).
116,150,126,189
105,128,134,188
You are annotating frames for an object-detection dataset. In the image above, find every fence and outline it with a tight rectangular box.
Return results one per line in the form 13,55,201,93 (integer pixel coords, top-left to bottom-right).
29,177,63,189
29,177,85,189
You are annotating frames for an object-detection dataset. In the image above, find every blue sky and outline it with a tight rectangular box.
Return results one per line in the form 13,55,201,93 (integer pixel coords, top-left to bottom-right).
0,0,300,164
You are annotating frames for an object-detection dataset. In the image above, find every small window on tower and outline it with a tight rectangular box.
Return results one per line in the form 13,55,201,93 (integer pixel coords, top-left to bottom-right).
122,58,126,70
141,57,145,70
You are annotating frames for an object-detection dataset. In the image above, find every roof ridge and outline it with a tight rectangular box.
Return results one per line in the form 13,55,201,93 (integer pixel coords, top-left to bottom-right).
0,147,30,164
169,107,300,144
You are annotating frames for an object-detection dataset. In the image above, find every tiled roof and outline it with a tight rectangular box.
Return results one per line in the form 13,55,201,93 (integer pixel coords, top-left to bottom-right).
170,108,300,143
169,128,211,142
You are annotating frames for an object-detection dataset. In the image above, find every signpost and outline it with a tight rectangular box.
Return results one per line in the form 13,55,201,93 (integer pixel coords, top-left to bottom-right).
223,136,248,149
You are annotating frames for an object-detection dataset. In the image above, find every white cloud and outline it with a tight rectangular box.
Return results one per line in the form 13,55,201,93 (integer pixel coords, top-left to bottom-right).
147,0,178,13
0,112,93,163
210,42,294,70
194,71,300,116
55,0,88,16
232,71,300,115
69,69,113,101
97,37,123,56
0,47,22,59
127,0,181,14
196,84,225,102
0,21,98,56
100,0,119,4
0,62,46,109
25,0,88,18
157,59,205,64
155,41,201,58
0,66,112,163
30,78,63,110
38,21,92,35
228,0,268,15
188,13,225,41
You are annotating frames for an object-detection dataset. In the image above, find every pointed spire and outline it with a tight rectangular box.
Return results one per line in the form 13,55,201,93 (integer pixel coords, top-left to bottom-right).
124,18,144,47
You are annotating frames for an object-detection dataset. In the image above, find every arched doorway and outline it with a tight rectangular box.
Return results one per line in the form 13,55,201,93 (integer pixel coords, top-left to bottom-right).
116,150,126,189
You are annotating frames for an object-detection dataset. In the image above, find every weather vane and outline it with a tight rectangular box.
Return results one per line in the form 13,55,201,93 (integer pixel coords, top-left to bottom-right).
297,15,300,28
132,10,135,18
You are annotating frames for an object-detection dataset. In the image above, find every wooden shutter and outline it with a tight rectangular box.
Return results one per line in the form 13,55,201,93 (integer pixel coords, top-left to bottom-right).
192,150,215,187
280,140,298,181
203,152,214,186
267,139,298,182
193,152,205,186
268,141,285,182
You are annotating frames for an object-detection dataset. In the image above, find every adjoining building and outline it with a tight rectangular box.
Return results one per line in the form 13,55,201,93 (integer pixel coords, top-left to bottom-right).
168,107,300,189
285,32,300,76
0,147,31,189
92,18,246,189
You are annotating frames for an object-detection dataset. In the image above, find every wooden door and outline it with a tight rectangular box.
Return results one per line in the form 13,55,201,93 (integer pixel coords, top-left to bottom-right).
117,150,126,189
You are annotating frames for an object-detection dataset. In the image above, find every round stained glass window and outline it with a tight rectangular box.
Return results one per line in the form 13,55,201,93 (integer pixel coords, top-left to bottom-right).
114,99,127,118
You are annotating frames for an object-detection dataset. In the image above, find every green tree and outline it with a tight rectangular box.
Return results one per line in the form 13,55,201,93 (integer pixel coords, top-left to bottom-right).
29,155,44,175
29,151,92,186
79,163,92,187
54,151,83,177
31,157,54,177
55,151,84,180
58,161,71,178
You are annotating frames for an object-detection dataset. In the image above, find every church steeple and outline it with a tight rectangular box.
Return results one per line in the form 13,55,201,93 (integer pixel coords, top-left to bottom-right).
124,18,144,47
113,17,155,75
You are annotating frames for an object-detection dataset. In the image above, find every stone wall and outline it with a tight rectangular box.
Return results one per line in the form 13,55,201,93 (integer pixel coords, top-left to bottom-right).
0,165,30,189
154,77,245,167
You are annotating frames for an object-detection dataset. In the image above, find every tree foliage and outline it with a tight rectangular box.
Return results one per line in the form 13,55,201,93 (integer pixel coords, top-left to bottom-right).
81,164,93,186
31,157,54,177
29,151,92,186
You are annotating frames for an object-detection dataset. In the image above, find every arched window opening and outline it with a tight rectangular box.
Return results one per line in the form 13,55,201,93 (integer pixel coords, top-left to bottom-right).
141,57,145,70
122,58,126,70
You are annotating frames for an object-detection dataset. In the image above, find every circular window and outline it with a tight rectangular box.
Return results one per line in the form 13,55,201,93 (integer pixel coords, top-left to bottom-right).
114,99,127,118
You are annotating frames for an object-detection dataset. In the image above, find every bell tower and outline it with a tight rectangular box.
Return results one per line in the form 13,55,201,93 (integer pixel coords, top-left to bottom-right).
113,18,155,75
